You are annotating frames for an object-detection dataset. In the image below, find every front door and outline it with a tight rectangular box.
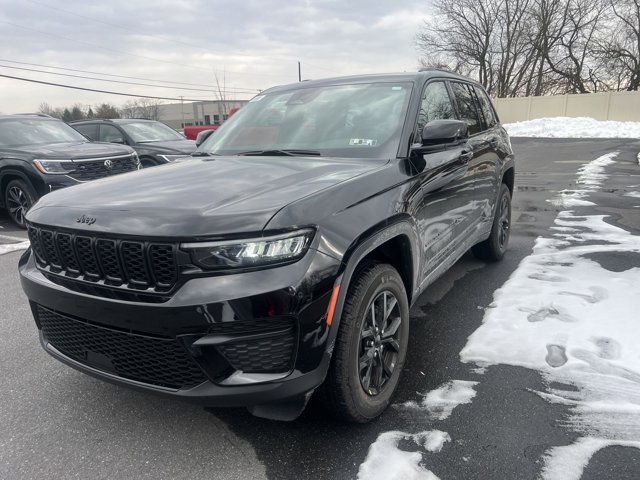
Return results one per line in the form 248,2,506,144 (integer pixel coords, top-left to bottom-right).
412,80,476,282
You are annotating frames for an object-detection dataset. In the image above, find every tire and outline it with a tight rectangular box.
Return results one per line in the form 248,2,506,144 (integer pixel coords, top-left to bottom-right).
4,179,37,229
472,183,511,262
320,263,409,423
140,157,158,168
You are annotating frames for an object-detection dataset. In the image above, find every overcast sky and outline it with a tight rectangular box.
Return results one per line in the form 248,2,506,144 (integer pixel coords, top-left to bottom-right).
0,0,431,113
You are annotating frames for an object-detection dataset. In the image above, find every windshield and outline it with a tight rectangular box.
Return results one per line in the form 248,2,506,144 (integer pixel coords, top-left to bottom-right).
0,118,87,147
120,121,183,143
200,82,413,158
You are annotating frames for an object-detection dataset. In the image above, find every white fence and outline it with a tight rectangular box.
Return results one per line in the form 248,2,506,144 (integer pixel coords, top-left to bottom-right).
493,91,640,124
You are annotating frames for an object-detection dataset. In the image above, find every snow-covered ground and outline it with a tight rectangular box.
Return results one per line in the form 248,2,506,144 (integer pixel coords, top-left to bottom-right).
358,150,640,479
0,240,30,256
504,117,640,139
462,151,640,479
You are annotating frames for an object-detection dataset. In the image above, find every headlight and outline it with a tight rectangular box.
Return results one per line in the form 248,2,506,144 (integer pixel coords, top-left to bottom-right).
33,159,73,174
158,154,189,162
182,229,314,270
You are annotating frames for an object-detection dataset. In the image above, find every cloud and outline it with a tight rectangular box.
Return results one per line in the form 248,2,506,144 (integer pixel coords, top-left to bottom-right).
0,0,430,112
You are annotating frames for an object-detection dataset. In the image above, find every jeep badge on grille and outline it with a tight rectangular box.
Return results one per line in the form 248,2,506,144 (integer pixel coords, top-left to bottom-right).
76,214,96,225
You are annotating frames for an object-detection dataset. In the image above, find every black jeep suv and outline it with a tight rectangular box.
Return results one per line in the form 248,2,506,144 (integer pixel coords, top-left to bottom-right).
70,119,196,167
0,114,139,228
19,71,514,422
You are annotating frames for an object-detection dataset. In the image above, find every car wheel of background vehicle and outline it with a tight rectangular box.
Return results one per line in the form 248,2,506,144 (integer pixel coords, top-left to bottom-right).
320,263,409,423
4,179,37,229
472,183,511,262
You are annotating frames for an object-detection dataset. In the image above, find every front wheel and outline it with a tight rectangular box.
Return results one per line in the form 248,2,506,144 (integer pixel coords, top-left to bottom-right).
320,263,409,423
4,179,37,229
472,182,512,262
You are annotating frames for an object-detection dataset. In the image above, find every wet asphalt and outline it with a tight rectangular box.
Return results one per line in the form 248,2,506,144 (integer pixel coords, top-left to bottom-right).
1,138,640,479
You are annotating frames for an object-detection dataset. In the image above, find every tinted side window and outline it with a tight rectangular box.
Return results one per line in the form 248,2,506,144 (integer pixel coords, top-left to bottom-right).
99,124,125,143
451,82,482,135
73,124,98,140
474,85,497,128
416,81,455,137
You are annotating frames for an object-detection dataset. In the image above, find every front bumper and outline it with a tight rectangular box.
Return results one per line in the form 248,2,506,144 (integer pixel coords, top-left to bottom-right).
19,247,340,407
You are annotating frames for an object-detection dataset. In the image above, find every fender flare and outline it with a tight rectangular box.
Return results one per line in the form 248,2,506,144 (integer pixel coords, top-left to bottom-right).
323,217,421,358
0,165,38,200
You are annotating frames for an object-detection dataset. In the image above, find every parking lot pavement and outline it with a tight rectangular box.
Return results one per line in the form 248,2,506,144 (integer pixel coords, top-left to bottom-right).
1,138,640,480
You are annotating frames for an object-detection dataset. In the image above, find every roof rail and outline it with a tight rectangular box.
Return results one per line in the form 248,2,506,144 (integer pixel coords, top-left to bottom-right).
418,67,452,73
14,113,53,118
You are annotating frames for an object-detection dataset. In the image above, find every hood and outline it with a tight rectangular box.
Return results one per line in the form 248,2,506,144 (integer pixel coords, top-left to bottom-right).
137,139,196,154
13,141,133,160
27,155,387,237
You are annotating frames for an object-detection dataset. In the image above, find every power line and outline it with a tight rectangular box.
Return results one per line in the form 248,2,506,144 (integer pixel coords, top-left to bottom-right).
0,58,257,90
1,20,286,79
0,73,219,102
0,63,261,94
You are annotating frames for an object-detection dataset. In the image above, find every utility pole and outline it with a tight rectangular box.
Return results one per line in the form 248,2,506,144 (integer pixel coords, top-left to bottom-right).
298,61,301,82
179,96,185,128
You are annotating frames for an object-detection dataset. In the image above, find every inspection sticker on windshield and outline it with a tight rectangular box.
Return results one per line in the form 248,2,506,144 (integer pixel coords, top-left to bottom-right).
349,138,378,147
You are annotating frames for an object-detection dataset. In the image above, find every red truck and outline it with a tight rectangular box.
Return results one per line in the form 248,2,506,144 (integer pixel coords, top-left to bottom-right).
182,106,240,140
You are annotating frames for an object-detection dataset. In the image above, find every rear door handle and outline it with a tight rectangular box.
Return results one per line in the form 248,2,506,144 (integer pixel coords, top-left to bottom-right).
487,137,499,148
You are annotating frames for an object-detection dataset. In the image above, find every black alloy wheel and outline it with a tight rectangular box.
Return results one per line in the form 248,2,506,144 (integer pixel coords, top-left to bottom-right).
359,290,402,396
472,182,512,262
5,180,36,228
320,263,409,423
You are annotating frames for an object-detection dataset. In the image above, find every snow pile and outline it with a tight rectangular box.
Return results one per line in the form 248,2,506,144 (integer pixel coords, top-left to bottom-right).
504,117,640,138
357,430,450,480
401,380,478,420
461,151,640,478
0,240,30,256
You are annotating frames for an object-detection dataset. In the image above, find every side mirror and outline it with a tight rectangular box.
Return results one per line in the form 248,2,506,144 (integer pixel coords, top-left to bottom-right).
110,137,126,144
195,129,215,147
419,119,469,149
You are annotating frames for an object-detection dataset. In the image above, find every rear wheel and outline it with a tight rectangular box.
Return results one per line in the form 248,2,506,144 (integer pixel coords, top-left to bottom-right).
472,182,511,261
4,179,37,229
320,263,409,423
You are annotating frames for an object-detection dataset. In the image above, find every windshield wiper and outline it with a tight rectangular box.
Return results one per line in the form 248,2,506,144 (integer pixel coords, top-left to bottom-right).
191,151,219,157
235,149,322,157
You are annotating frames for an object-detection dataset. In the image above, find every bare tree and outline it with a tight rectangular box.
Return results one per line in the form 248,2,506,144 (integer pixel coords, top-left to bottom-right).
417,0,617,96
598,0,640,90
213,72,229,117
121,98,163,120
94,103,121,119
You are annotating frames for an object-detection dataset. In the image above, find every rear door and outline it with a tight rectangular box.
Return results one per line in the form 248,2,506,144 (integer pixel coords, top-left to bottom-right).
449,81,499,230
98,124,126,144
472,85,503,223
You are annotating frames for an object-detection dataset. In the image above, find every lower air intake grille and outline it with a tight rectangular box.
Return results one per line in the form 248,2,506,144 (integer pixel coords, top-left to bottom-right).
37,306,207,389
217,331,295,373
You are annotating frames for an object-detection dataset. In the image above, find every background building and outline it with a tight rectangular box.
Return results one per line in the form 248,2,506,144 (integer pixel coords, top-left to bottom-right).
157,100,249,129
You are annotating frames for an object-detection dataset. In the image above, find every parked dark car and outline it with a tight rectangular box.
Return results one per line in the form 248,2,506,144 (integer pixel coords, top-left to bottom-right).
0,114,139,228
70,119,196,167
20,71,514,422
